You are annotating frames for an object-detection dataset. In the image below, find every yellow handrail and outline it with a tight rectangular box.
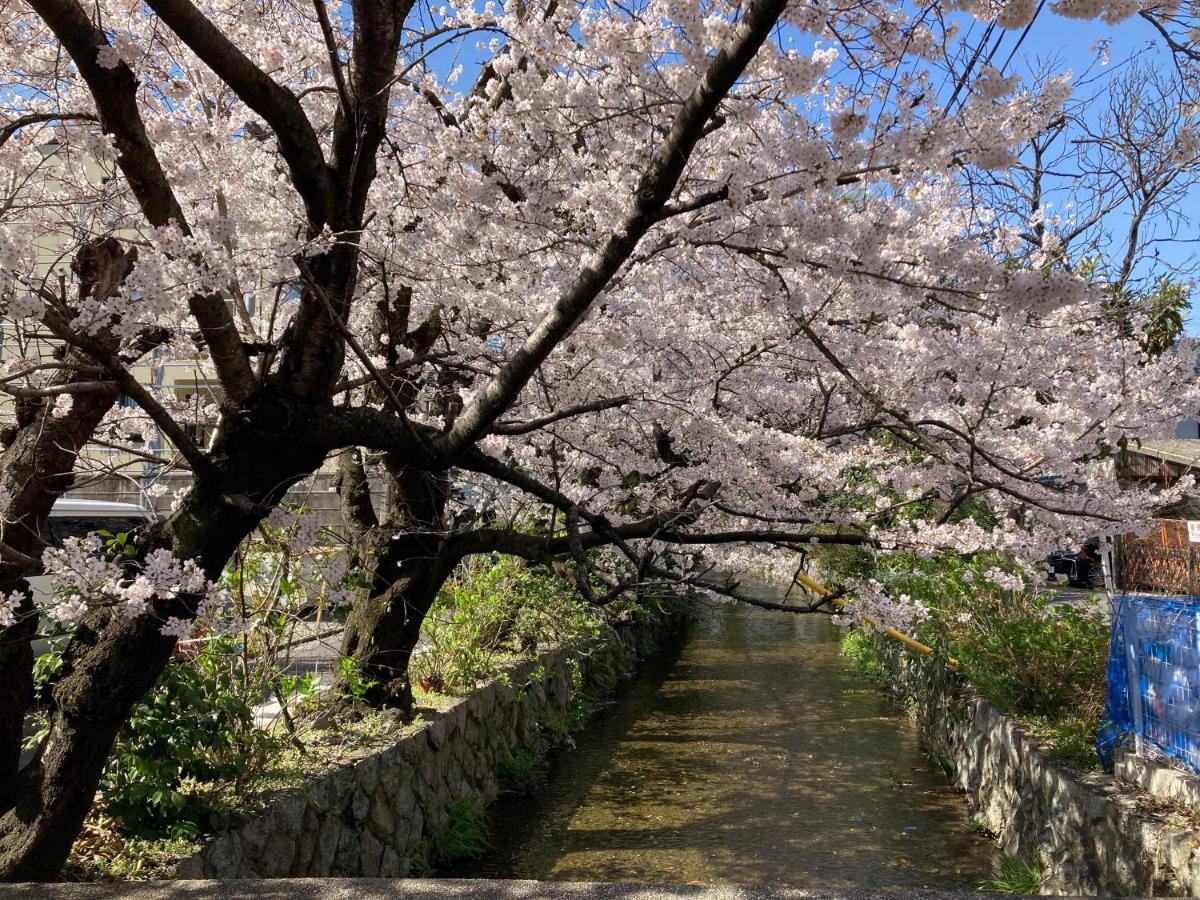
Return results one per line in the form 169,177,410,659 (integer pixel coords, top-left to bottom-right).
792,570,959,668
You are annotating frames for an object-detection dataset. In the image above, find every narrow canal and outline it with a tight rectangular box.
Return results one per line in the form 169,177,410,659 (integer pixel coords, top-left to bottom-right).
466,601,997,889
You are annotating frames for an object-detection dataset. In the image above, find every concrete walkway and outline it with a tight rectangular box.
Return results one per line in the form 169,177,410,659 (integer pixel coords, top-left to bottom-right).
0,880,1135,899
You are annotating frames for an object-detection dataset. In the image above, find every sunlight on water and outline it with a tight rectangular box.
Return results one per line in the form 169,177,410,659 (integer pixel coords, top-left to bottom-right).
465,602,997,889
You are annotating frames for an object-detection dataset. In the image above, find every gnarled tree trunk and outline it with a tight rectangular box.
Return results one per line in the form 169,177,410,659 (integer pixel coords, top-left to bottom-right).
0,238,136,812
0,390,332,880
338,454,452,712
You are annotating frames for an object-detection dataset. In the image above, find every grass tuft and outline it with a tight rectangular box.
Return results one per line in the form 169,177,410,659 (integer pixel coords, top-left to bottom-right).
978,853,1044,894
428,797,490,868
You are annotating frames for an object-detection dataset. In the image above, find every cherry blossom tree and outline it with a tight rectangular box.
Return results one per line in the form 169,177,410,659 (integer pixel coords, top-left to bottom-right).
0,0,1197,879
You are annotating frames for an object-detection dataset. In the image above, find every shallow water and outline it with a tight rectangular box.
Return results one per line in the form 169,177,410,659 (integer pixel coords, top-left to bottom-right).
464,602,997,889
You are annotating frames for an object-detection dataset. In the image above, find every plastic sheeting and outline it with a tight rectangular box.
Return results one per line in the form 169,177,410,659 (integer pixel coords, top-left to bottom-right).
1100,593,1200,773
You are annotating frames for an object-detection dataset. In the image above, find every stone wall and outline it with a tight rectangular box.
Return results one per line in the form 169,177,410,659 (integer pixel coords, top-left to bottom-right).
176,612,682,879
875,641,1200,897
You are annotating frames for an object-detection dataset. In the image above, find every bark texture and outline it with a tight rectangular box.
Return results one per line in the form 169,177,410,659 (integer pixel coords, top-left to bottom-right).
339,458,451,711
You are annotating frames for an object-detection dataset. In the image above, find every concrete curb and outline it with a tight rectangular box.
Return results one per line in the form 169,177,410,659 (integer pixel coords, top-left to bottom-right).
0,879,1106,899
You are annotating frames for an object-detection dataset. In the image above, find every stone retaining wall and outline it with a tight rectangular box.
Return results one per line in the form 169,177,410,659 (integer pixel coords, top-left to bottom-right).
176,612,683,879
875,641,1200,896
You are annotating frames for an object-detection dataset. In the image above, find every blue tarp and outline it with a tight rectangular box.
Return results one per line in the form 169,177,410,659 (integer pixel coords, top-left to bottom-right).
1100,593,1200,773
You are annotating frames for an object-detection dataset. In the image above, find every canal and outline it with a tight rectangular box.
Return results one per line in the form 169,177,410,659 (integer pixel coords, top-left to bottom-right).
466,601,997,889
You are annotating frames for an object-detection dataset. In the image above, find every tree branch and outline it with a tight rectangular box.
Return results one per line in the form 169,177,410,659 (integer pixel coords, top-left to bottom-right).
436,0,789,459
490,395,633,435
25,0,258,402
144,0,333,224
0,112,95,149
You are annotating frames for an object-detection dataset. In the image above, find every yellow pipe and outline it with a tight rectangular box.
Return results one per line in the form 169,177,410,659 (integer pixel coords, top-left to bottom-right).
791,570,959,668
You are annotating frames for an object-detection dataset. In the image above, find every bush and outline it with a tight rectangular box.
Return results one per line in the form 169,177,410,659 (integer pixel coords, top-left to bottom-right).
413,555,601,693
823,548,1110,772
98,638,283,838
1022,713,1104,771
947,593,1109,726
841,630,888,682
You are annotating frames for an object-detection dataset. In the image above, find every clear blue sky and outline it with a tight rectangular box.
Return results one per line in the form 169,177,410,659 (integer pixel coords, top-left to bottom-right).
1009,12,1200,333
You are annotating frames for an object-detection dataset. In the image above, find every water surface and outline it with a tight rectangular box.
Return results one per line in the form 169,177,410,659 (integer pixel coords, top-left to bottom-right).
467,602,996,889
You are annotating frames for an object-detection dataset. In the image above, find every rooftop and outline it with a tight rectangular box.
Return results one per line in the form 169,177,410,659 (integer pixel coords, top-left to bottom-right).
1124,439,1200,468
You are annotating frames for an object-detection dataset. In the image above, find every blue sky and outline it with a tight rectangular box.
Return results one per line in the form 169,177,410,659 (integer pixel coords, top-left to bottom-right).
1002,12,1200,333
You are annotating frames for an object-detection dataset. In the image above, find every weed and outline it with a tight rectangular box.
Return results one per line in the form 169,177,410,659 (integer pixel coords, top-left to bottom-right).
1021,713,1101,772
406,848,433,877
335,657,378,702
498,746,547,794
544,692,596,749
965,815,993,836
978,853,1044,894
428,797,489,868
934,754,956,779
638,631,658,658
99,637,284,839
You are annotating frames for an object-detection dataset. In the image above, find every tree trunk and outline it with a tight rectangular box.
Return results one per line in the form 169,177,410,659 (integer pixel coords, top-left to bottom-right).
0,389,331,881
0,367,118,811
0,612,174,880
0,238,138,811
339,461,451,712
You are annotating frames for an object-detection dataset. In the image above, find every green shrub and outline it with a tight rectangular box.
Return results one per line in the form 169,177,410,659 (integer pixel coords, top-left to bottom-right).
841,630,888,682
948,594,1109,725
821,547,1109,772
1023,713,1103,772
98,638,283,838
414,555,601,693
543,690,598,750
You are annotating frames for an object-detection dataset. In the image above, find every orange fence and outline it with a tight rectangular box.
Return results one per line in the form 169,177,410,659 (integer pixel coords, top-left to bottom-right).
1116,524,1200,595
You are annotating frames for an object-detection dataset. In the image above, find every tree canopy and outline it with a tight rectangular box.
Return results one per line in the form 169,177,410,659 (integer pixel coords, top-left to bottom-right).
0,0,1198,879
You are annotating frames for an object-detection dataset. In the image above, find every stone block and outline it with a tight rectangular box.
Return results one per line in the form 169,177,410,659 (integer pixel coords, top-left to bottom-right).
234,809,273,860
379,845,401,877
199,834,241,878
359,830,384,877
426,717,446,750
292,806,320,874
332,822,361,875
357,753,381,795
350,787,370,826
257,830,299,878
271,791,307,838
311,815,341,875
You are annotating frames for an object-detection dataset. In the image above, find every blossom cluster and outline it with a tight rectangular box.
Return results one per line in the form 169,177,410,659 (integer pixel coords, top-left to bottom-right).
0,0,1196,644
833,581,931,635
40,535,226,638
